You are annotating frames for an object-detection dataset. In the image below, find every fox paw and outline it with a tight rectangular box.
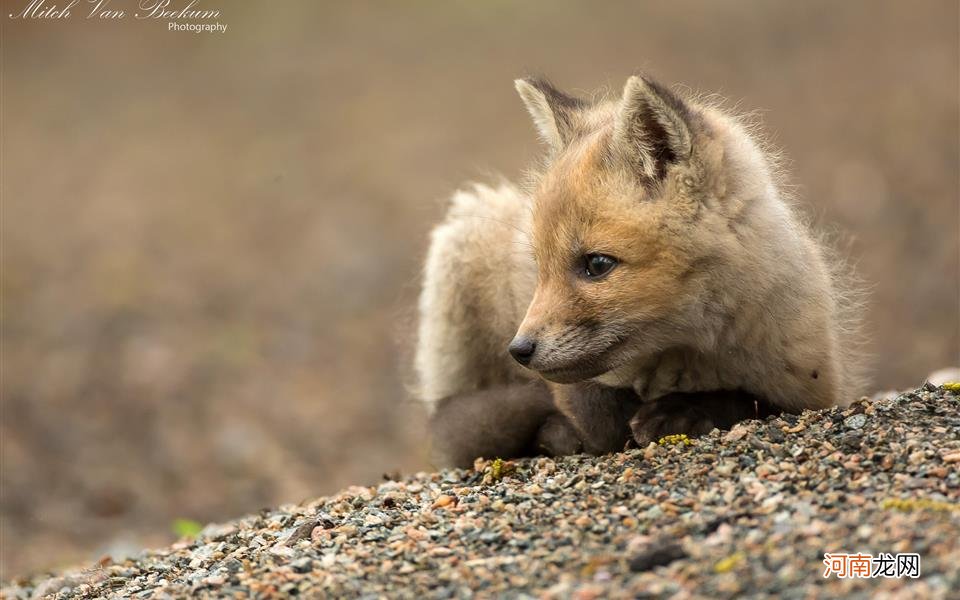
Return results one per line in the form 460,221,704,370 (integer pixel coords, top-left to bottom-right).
534,413,584,457
629,399,717,447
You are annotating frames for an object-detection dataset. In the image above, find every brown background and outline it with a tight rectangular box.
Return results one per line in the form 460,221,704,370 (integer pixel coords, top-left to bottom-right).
2,1,957,578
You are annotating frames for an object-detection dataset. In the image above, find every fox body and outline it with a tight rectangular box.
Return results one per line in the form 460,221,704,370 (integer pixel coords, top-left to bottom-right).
416,75,864,467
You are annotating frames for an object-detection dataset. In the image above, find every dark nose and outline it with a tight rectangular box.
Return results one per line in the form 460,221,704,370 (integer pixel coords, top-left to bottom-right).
508,336,537,366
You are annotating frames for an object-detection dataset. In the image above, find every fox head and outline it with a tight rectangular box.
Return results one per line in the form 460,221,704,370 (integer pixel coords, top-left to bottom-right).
508,75,756,384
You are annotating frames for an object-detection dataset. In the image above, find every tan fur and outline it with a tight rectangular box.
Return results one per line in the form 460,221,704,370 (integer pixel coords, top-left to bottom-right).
415,182,538,411
415,75,866,426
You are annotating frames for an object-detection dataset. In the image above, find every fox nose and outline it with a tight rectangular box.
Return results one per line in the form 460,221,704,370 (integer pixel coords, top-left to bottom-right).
508,336,537,366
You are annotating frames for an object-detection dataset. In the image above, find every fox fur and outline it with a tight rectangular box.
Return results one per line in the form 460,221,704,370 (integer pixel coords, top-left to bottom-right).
415,75,865,467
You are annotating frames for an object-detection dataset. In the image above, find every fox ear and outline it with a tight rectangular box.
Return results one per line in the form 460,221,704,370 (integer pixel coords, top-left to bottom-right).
612,75,694,181
514,78,584,153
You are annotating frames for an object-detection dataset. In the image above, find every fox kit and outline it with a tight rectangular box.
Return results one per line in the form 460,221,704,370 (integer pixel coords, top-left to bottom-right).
416,75,864,467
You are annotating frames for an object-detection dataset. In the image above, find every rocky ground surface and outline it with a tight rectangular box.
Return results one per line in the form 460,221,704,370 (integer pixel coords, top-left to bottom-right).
4,384,959,599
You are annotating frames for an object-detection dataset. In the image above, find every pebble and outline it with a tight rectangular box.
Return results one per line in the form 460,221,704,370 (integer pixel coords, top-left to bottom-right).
942,452,960,464
431,494,456,509
843,413,867,429
628,540,687,572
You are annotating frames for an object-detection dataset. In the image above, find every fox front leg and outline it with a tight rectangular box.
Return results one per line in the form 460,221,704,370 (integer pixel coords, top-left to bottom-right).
429,381,587,467
551,382,643,455
629,389,779,447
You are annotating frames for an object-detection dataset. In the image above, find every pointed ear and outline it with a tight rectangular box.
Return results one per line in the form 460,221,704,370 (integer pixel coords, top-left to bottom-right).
612,75,694,181
514,78,584,153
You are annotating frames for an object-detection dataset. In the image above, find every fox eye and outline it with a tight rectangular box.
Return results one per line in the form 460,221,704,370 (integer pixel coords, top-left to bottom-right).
583,253,618,279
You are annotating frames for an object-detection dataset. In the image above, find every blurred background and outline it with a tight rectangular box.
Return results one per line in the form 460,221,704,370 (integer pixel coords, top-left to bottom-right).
2,0,957,579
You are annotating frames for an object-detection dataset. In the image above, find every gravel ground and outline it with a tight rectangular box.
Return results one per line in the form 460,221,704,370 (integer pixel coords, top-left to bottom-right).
4,384,959,599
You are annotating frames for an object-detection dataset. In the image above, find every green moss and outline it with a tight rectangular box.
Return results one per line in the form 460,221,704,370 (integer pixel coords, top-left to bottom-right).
881,498,958,513
657,434,693,447
172,518,203,538
489,457,515,481
714,551,745,573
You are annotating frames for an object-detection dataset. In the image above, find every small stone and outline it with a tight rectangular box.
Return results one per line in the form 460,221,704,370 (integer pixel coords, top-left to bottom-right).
942,452,960,464
840,433,862,451
843,414,867,429
221,558,243,573
405,526,428,541
431,494,456,509
643,444,658,460
335,525,357,537
290,558,314,573
766,426,785,443
715,461,736,476
628,541,686,572
310,526,329,544
284,520,319,546
269,544,295,558
724,424,749,442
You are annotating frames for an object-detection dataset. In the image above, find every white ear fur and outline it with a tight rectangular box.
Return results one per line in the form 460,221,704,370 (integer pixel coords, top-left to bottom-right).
514,79,563,152
613,75,693,180
613,77,657,180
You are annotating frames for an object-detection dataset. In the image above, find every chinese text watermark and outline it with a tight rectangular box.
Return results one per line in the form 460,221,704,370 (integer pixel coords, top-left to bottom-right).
822,552,921,579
